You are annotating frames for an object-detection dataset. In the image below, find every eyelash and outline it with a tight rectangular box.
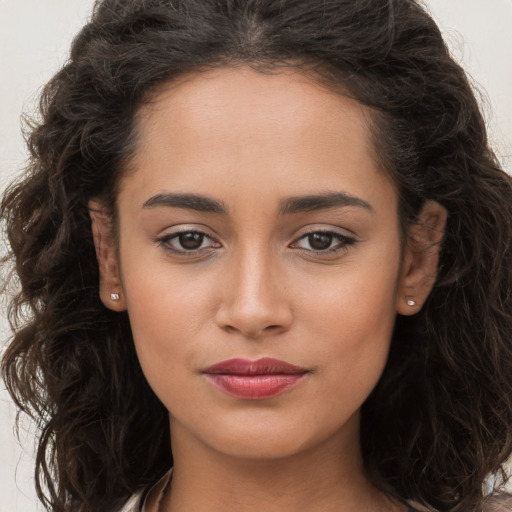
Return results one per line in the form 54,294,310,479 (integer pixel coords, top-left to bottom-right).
290,230,356,255
156,229,356,256
156,229,220,256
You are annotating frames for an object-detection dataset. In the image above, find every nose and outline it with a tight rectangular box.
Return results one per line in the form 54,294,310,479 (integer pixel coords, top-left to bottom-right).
215,248,293,339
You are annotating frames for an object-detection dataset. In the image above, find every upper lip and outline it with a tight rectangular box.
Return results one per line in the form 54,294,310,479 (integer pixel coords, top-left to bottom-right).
203,357,308,375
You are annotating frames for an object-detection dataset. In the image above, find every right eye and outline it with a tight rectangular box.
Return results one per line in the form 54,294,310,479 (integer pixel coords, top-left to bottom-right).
157,230,221,254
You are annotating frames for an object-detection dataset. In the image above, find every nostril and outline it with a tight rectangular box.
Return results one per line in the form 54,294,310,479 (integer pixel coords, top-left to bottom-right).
219,321,288,339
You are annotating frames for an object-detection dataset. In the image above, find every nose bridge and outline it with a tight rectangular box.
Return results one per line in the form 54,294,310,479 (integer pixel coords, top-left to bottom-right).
216,242,292,337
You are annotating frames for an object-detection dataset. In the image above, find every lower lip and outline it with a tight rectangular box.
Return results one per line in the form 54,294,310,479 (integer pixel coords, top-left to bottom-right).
204,373,306,399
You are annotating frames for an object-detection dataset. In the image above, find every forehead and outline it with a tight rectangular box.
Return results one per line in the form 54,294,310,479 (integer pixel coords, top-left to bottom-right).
122,66,396,216
134,65,374,160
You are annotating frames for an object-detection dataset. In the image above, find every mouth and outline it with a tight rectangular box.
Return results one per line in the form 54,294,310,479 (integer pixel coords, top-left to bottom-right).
202,357,309,399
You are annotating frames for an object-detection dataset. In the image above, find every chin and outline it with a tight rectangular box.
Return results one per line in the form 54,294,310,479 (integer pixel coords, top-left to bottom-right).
177,409,361,463
212,432,312,461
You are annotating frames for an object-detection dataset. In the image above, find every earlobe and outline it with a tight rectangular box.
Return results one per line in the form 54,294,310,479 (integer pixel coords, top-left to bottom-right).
396,200,447,315
89,199,126,312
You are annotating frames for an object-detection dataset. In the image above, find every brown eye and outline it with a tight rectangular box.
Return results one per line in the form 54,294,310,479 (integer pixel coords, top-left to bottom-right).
291,230,356,255
178,232,205,250
308,232,333,250
157,230,220,254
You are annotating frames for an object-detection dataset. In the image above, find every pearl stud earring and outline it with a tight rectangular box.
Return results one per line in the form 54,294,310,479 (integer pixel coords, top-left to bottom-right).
407,299,416,307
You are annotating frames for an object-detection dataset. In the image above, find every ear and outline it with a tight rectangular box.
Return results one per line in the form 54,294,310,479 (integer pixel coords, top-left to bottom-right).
89,199,127,312
396,200,447,315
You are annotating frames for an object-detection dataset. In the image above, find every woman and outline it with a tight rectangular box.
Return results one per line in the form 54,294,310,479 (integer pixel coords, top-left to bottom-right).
2,1,512,511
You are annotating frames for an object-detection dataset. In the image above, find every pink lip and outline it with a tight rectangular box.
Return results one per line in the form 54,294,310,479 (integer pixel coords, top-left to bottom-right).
203,358,308,399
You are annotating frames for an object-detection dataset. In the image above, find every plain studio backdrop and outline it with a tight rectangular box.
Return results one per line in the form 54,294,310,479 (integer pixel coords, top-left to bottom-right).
1,1,511,511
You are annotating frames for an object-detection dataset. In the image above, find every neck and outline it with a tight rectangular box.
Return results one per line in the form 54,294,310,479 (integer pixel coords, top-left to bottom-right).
160,414,402,512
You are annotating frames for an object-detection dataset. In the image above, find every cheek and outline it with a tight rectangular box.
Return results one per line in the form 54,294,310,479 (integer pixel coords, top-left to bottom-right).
119,255,212,384
299,254,400,400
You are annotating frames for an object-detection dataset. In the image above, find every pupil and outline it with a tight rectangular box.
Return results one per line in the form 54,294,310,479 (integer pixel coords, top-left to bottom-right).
309,233,333,250
179,232,204,250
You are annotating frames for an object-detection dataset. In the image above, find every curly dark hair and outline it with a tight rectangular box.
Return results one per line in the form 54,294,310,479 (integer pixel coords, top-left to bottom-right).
2,0,512,511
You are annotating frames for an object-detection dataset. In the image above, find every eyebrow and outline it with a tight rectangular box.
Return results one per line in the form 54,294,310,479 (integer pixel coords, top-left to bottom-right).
142,191,374,215
143,193,227,213
279,192,374,215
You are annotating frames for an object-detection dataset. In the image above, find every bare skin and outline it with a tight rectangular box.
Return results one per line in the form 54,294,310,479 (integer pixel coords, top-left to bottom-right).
90,66,446,512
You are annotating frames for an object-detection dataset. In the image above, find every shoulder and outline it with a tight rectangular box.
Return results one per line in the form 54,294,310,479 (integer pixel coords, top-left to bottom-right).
118,468,172,512
407,493,512,512
117,493,143,512
482,493,512,512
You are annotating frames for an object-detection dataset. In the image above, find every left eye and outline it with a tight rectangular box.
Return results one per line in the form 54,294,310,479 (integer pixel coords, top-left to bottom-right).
292,231,355,252
158,230,219,253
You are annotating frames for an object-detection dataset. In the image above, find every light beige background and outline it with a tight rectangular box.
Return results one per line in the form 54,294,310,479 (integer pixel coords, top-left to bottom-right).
1,1,511,510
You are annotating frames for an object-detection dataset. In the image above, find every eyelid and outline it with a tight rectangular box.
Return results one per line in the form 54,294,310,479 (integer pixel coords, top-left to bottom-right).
294,221,359,239
291,224,358,241
155,225,222,255
289,227,357,255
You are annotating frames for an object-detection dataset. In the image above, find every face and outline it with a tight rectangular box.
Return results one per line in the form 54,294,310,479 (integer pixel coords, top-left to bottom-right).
91,66,442,463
